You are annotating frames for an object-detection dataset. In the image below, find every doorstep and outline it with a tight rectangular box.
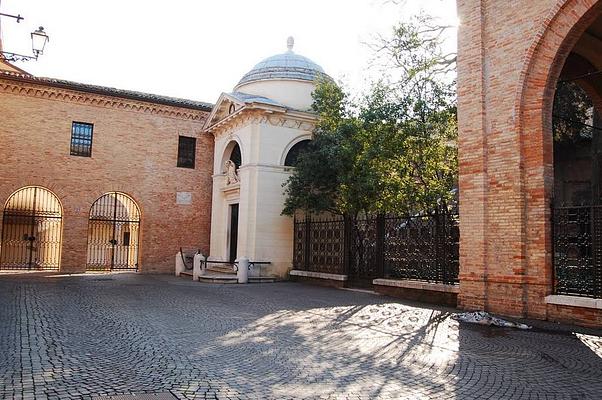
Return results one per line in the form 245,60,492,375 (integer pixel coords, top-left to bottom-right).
289,270,348,288
545,295,602,310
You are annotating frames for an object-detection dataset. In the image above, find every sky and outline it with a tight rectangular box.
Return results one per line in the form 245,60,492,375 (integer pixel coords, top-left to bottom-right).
0,0,457,103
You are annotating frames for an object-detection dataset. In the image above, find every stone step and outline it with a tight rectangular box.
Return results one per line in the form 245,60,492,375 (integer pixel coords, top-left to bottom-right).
179,270,279,284
206,264,236,274
198,273,239,284
198,272,279,284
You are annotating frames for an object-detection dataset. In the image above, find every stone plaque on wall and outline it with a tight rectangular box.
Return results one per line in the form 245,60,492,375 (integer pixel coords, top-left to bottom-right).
176,192,192,205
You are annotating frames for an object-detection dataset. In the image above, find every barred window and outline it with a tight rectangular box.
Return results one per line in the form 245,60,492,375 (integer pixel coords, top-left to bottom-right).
70,122,94,157
177,136,196,169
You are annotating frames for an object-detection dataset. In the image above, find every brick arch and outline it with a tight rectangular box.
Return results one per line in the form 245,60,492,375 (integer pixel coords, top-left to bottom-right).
514,0,602,317
514,0,602,128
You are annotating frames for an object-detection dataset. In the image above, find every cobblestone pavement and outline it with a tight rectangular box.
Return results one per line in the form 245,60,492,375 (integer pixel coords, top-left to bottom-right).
0,273,601,400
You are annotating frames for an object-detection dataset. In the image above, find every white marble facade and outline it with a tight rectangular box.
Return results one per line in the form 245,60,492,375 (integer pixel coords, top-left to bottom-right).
204,38,329,277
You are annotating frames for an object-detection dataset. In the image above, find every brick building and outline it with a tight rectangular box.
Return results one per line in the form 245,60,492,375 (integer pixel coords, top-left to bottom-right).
3,0,602,327
0,37,326,279
457,0,602,326
0,57,213,273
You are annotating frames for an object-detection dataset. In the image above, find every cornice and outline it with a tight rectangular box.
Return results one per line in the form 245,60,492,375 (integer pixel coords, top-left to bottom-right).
258,113,315,131
0,75,210,122
207,107,316,138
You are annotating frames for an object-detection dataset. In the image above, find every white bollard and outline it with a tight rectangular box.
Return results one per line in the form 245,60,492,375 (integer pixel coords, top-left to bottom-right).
192,253,205,281
175,252,185,276
237,257,249,284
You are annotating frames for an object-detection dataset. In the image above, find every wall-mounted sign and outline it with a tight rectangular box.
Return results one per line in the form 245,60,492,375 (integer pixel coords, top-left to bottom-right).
176,192,192,205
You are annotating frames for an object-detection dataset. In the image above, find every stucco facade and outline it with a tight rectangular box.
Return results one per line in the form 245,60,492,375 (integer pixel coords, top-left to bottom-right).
208,113,313,277
205,40,324,278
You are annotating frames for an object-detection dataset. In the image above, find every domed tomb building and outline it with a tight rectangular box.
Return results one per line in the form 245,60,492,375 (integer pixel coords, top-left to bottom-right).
204,37,329,277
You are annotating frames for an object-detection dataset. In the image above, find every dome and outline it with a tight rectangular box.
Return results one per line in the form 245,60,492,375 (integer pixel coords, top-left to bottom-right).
235,37,329,88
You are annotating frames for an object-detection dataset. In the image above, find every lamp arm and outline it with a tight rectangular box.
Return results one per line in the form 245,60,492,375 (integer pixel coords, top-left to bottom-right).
1,51,37,62
0,12,23,22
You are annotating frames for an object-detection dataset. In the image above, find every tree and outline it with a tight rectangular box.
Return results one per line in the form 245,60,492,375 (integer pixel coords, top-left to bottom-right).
282,79,382,218
370,13,456,91
553,81,595,143
282,13,458,219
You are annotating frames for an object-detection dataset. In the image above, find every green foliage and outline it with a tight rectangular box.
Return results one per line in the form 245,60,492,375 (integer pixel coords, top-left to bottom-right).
372,13,456,91
282,13,458,218
553,81,594,143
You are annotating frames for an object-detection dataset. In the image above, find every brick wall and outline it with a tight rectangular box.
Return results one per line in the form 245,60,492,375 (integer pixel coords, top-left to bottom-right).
0,75,213,273
457,0,602,326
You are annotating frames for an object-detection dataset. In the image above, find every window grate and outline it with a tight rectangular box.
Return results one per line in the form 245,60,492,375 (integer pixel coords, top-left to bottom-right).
177,136,196,169
70,122,94,157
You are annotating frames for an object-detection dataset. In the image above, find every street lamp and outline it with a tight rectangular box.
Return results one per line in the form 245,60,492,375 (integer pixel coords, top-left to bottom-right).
0,10,49,62
30,26,49,57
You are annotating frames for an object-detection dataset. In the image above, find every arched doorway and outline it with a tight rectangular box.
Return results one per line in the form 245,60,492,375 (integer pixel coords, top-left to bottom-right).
221,141,242,262
0,186,63,270
86,192,140,271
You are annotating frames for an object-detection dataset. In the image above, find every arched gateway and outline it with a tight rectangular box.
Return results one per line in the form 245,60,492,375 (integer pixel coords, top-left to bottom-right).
458,0,602,325
0,186,63,270
86,192,141,271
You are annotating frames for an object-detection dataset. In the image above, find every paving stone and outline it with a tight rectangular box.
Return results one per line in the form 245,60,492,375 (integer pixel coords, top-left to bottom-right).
0,274,601,399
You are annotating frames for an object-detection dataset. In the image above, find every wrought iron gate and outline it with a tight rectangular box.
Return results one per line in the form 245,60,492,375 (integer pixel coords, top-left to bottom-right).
86,192,140,271
553,205,602,298
293,211,459,286
348,217,379,286
0,187,63,270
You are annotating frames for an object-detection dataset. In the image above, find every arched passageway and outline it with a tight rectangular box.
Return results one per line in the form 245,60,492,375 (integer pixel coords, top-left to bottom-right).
0,186,63,270
86,192,141,271
552,11,602,299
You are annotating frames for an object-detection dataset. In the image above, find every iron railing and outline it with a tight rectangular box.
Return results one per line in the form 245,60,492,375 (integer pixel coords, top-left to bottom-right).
293,211,459,284
553,205,602,298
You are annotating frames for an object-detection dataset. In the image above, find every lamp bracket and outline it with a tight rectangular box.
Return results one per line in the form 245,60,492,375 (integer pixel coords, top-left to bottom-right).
0,51,37,62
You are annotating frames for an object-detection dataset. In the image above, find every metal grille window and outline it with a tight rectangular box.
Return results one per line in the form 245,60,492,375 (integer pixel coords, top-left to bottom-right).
70,122,94,157
177,136,196,169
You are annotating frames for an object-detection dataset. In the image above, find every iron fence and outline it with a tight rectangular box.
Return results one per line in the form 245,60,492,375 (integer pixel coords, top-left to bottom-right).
553,205,602,298
293,211,459,284
383,214,459,283
293,217,346,275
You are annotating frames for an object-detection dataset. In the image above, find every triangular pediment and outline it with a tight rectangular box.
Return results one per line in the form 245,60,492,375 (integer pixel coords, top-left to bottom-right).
204,93,247,130
203,91,290,132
